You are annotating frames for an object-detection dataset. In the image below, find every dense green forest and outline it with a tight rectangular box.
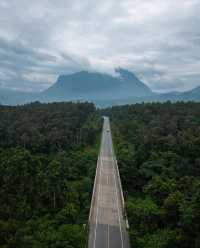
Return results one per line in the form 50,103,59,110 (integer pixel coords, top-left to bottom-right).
0,102,101,248
1,101,200,248
105,102,200,248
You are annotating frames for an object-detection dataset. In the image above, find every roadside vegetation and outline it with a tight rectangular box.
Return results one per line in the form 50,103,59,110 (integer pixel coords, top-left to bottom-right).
1,101,200,248
0,102,101,248
105,102,200,248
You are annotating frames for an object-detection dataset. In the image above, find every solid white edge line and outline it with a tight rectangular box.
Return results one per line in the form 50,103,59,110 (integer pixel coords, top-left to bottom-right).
93,158,101,248
89,156,99,223
108,119,124,248
113,155,124,248
108,224,109,248
93,121,105,248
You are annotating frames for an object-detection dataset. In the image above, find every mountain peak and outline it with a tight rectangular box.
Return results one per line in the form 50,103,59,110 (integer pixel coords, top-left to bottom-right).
115,68,138,81
44,68,153,100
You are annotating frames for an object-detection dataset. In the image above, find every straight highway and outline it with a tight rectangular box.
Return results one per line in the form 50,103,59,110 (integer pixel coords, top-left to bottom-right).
88,117,130,248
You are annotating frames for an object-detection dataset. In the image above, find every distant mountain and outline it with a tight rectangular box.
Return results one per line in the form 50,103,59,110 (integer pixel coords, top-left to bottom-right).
0,69,200,106
181,86,200,100
145,86,200,103
43,68,153,101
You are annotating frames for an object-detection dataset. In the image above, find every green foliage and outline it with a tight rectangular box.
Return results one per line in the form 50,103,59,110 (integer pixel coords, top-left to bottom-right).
15,218,87,248
137,229,180,248
126,197,161,233
144,176,177,205
104,102,200,248
0,102,101,247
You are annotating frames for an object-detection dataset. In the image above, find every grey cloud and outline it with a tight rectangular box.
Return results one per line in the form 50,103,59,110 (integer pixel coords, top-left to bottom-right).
0,35,90,91
0,0,200,92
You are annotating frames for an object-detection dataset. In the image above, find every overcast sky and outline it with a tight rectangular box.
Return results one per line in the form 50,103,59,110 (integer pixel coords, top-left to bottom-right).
0,0,200,92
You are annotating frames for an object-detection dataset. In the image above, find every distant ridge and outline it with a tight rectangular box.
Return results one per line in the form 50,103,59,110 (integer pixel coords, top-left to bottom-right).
0,68,200,106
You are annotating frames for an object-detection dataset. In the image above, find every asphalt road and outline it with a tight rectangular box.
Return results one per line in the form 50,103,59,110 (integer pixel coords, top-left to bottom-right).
88,117,130,248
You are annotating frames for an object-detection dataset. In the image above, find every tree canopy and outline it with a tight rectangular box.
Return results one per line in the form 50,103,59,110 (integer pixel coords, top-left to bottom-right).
0,101,101,247
104,102,200,248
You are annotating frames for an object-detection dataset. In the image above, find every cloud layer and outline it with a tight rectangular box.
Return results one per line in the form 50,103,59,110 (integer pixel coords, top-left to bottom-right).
0,0,200,92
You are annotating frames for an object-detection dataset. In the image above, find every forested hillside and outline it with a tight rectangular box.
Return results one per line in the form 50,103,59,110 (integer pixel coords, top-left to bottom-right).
105,102,200,248
0,102,101,247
